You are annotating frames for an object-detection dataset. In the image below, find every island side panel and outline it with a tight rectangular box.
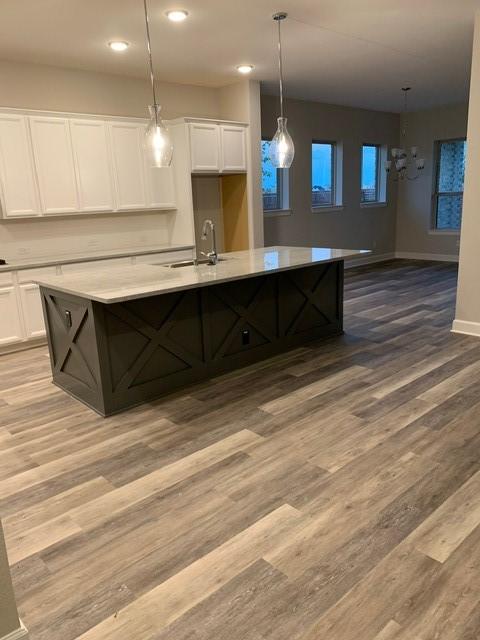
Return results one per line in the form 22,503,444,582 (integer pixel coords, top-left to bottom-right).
40,287,107,415
96,261,343,415
94,287,209,415
40,261,344,416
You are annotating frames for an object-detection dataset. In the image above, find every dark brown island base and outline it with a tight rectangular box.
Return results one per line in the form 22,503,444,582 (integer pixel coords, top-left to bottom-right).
36,246,368,416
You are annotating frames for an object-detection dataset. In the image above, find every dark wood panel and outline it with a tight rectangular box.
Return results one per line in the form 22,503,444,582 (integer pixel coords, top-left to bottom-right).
41,262,343,415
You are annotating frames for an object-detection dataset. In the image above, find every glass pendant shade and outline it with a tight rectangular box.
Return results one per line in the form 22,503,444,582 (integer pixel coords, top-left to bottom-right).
144,105,173,168
269,117,295,169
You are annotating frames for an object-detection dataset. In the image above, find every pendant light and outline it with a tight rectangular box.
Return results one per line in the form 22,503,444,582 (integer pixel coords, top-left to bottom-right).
269,12,294,169
143,0,173,167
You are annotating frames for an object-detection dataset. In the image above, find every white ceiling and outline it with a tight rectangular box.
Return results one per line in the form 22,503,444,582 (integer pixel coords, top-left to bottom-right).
0,0,479,112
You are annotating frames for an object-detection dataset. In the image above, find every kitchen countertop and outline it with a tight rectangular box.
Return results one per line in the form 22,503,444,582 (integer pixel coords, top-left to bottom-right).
34,246,370,304
0,243,194,272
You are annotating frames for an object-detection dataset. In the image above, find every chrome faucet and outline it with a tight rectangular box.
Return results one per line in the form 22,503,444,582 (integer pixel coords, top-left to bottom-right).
200,219,218,265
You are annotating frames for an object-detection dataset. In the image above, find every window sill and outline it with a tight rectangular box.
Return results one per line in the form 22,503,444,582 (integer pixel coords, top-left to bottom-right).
311,205,344,214
360,202,388,209
428,229,460,236
264,209,292,218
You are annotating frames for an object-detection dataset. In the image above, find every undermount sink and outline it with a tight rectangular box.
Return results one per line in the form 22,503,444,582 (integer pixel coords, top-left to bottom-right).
157,257,228,268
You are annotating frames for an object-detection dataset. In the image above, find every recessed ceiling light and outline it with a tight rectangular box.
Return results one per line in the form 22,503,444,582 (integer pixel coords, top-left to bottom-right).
166,9,189,22
237,64,254,74
108,41,130,52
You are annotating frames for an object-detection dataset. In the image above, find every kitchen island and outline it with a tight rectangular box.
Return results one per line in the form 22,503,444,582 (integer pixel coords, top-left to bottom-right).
35,246,368,416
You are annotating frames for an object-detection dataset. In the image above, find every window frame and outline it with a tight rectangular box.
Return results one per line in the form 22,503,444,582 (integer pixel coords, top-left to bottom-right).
261,138,289,214
311,140,336,209
361,143,381,204
432,137,466,232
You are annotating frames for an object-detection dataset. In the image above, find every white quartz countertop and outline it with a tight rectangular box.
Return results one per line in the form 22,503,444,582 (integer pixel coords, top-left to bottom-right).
0,243,193,272
34,246,370,304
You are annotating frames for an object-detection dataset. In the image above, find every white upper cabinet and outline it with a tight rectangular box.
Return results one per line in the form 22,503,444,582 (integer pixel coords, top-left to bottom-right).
220,125,247,172
144,163,176,209
189,123,221,172
29,116,79,214
109,122,147,211
0,114,41,217
70,119,115,212
188,121,247,174
0,110,179,218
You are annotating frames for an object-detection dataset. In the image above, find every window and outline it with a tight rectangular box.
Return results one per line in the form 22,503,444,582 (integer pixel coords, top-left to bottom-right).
434,139,466,231
312,142,335,207
262,139,288,212
361,144,380,203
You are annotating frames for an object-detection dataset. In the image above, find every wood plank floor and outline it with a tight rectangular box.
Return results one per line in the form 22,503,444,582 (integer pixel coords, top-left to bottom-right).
1,259,479,640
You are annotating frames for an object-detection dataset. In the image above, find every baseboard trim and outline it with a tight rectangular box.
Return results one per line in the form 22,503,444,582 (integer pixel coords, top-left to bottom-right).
395,251,459,263
344,253,395,269
0,338,46,356
451,319,480,338
1,622,29,640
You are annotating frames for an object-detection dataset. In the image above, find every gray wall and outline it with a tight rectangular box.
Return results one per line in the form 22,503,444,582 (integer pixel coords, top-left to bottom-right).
261,94,400,256
395,103,468,258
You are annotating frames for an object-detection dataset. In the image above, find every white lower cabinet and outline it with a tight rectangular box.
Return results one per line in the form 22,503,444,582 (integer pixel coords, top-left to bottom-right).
18,283,46,339
0,249,194,349
0,286,23,345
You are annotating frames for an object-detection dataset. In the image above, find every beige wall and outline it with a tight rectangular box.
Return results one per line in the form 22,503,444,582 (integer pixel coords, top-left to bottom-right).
0,521,22,639
261,94,399,255
395,103,468,258
454,13,480,334
0,59,221,261
0,59,220,119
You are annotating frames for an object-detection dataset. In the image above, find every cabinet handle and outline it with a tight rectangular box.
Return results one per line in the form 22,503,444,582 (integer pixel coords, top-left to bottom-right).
65,310,72,328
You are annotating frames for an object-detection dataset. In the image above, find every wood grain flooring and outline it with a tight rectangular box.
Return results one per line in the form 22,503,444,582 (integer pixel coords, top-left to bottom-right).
1,259,479,640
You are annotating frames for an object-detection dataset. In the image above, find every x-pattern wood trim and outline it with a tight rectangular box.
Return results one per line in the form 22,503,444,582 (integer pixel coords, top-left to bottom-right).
44,295,97,389
106,293,205,393
282,267,333,336
210,279,277,360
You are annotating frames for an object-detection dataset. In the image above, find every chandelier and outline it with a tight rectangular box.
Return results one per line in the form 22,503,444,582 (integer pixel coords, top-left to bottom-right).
386,88,425,181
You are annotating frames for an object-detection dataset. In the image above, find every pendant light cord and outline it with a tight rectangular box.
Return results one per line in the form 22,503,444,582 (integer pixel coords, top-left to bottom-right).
143,0,158,125
277,17,284,119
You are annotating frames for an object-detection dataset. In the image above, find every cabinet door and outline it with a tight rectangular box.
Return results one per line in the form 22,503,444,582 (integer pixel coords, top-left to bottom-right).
0,287,23,345
189,123,220,172
70,119,115,212
19,283,46,339
0,114,40,217
144,162,176,209
29,116,79,214
109,122,147,210
220,125,247,172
